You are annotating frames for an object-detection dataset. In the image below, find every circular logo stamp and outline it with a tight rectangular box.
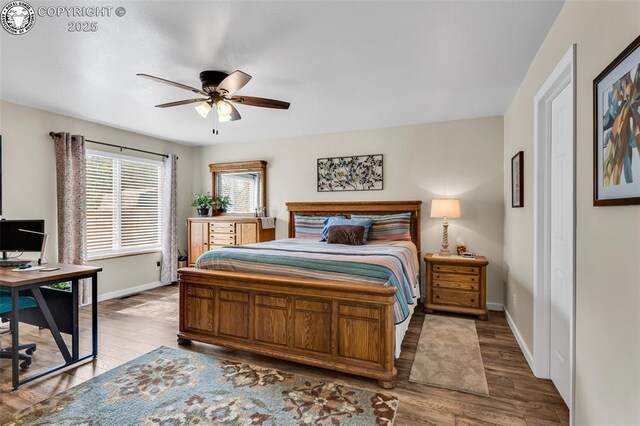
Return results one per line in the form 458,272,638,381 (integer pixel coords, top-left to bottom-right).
1,1,35,35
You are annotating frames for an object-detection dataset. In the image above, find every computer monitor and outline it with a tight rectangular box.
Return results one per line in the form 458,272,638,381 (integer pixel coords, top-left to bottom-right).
0,219,45,260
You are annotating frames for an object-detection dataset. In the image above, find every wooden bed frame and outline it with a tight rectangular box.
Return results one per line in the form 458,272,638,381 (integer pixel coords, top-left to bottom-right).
177,201,422,388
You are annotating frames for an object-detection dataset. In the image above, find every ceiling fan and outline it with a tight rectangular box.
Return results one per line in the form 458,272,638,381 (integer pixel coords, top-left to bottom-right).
137,70,290,134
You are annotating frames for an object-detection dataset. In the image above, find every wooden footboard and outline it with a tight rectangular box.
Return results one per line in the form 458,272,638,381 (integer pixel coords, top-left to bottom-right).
177,267,398,388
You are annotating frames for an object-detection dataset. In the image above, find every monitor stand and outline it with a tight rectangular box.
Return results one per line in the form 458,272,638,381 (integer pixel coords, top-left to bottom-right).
0,251,29,267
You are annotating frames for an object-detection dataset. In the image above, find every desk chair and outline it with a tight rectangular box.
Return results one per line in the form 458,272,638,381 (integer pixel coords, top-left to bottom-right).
0,289,37,369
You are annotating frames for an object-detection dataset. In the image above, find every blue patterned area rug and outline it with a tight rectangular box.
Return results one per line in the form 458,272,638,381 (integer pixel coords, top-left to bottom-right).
4,346,398,425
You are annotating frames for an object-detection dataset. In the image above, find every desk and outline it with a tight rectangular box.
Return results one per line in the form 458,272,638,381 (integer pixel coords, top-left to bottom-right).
0,264,102,389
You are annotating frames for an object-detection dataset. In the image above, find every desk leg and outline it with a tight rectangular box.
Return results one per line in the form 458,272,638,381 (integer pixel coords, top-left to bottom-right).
11,288,19,390
92,274,98,358
72,279,79,361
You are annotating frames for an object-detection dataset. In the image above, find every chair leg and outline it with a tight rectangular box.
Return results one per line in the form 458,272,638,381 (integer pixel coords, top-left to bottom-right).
17,343,37,355
0,342,37,369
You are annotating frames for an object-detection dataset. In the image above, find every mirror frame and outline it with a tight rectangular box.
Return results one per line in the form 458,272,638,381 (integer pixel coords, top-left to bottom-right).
209,160,267,216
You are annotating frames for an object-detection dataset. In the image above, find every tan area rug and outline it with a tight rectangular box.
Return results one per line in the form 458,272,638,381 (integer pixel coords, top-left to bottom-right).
409,315,489,396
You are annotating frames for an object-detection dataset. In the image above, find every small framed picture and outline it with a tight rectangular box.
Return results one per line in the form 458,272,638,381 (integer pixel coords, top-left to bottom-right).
512,151,524,208
593,35,640,206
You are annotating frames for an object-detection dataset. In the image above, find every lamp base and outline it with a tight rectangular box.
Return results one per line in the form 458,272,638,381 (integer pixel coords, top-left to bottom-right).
439,219,451,256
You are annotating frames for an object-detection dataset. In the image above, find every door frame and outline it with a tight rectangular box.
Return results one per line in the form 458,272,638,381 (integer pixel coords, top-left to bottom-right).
532,44,576,414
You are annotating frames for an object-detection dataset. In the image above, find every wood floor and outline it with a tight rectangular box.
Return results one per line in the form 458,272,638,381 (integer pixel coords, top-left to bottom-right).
0,284,569,425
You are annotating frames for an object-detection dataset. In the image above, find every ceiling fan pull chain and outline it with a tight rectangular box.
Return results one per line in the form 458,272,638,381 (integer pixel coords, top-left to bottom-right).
212,107,219,135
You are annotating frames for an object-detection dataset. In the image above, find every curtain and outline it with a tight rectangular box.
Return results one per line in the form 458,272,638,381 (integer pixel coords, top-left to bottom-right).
161,153,178,284
54,133,88,303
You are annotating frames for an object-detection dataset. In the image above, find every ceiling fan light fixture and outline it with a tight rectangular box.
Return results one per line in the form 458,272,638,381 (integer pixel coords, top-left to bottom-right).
218,114,232,123
217,100,233,116
195,101,212,118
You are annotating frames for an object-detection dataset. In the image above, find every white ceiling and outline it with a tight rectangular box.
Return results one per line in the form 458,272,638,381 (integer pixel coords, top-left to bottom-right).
0,1,564,146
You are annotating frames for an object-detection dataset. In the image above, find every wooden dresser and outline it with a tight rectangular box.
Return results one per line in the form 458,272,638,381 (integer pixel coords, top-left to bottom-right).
425,253,489,320
187,217,276,266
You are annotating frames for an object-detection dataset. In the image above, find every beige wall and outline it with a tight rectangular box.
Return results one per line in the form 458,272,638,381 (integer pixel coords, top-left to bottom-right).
0,101,196,296
197,117,505,306
503,1,640,423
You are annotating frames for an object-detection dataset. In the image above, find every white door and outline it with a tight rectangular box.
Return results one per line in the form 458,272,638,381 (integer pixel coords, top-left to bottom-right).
549,82,573,406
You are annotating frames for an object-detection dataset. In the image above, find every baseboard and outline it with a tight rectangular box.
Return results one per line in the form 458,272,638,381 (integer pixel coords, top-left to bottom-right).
487,302,504,311
504,308,535,373
94,281,166,303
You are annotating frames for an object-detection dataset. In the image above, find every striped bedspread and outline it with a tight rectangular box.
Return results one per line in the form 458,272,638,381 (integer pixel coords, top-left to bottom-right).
196,238,419,324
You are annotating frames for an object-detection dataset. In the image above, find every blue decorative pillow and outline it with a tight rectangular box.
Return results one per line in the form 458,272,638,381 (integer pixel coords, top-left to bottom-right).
322,217,374,242
294,215,345,240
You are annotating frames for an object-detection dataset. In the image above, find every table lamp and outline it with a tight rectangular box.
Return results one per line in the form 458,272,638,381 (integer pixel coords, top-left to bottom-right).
430,199,461,256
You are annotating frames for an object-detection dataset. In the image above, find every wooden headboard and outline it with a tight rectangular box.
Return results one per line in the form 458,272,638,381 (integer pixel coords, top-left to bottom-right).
286,201,422,252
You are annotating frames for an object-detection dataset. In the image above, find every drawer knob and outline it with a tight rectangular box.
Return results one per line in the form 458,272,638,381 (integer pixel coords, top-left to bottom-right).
471,299,475,302
436,295,440,299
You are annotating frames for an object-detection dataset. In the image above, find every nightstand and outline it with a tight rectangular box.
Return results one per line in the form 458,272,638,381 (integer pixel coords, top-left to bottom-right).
425,253,489,320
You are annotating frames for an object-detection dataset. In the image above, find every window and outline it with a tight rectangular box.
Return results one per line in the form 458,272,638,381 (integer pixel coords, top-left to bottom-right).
86,150,162,259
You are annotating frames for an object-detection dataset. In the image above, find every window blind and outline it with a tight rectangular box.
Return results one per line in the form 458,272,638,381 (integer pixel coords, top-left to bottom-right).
86,151,162,257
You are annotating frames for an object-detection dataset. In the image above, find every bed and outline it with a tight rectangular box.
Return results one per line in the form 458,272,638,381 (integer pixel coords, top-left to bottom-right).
177,201,422,388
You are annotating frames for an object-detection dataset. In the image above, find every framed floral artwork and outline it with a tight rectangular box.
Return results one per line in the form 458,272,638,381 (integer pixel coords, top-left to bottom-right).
512,151,524,208
317,154,383,192
593,34,640,206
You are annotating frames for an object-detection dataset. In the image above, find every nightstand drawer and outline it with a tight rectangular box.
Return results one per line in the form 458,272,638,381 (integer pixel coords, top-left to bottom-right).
432,264,479,275
432,288,479,308
432,272,478,284
432,280,479,291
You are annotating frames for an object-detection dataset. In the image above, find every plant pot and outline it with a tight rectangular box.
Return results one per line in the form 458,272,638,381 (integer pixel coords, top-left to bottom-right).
197,207,210,217
216,208,227,213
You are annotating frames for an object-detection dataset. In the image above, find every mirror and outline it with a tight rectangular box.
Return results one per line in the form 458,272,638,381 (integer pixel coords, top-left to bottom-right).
210,160,267,215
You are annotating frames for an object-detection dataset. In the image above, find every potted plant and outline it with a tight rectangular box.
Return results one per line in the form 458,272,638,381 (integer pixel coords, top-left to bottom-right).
215,195,232,213
192,192,214,217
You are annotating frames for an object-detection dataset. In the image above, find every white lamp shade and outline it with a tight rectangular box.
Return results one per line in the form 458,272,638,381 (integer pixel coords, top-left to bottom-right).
195,102,212,118
430,199,461,218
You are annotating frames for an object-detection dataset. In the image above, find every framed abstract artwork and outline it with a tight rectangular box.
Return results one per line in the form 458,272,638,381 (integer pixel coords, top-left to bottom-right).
511,151,524,208
593,35,640,206
317,154,383,192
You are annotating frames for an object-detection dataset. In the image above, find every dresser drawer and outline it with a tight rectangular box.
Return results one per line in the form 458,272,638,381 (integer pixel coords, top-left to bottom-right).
210,222,236,233
432,279,479,291
432,264,479,275
210,234,235,245
432,272,478,284
431,288,479,308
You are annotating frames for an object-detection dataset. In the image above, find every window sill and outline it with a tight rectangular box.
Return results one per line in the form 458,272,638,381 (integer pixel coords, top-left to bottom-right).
88,248,161,261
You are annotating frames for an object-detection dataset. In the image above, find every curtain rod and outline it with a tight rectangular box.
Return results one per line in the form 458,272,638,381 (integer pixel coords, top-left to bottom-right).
48,132,175,160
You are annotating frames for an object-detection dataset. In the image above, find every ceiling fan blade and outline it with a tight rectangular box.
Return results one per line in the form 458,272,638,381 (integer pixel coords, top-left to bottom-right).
138,73,208,96
229,95,290,109
216,70,252,95
229,103,241,121
155,98,209,108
